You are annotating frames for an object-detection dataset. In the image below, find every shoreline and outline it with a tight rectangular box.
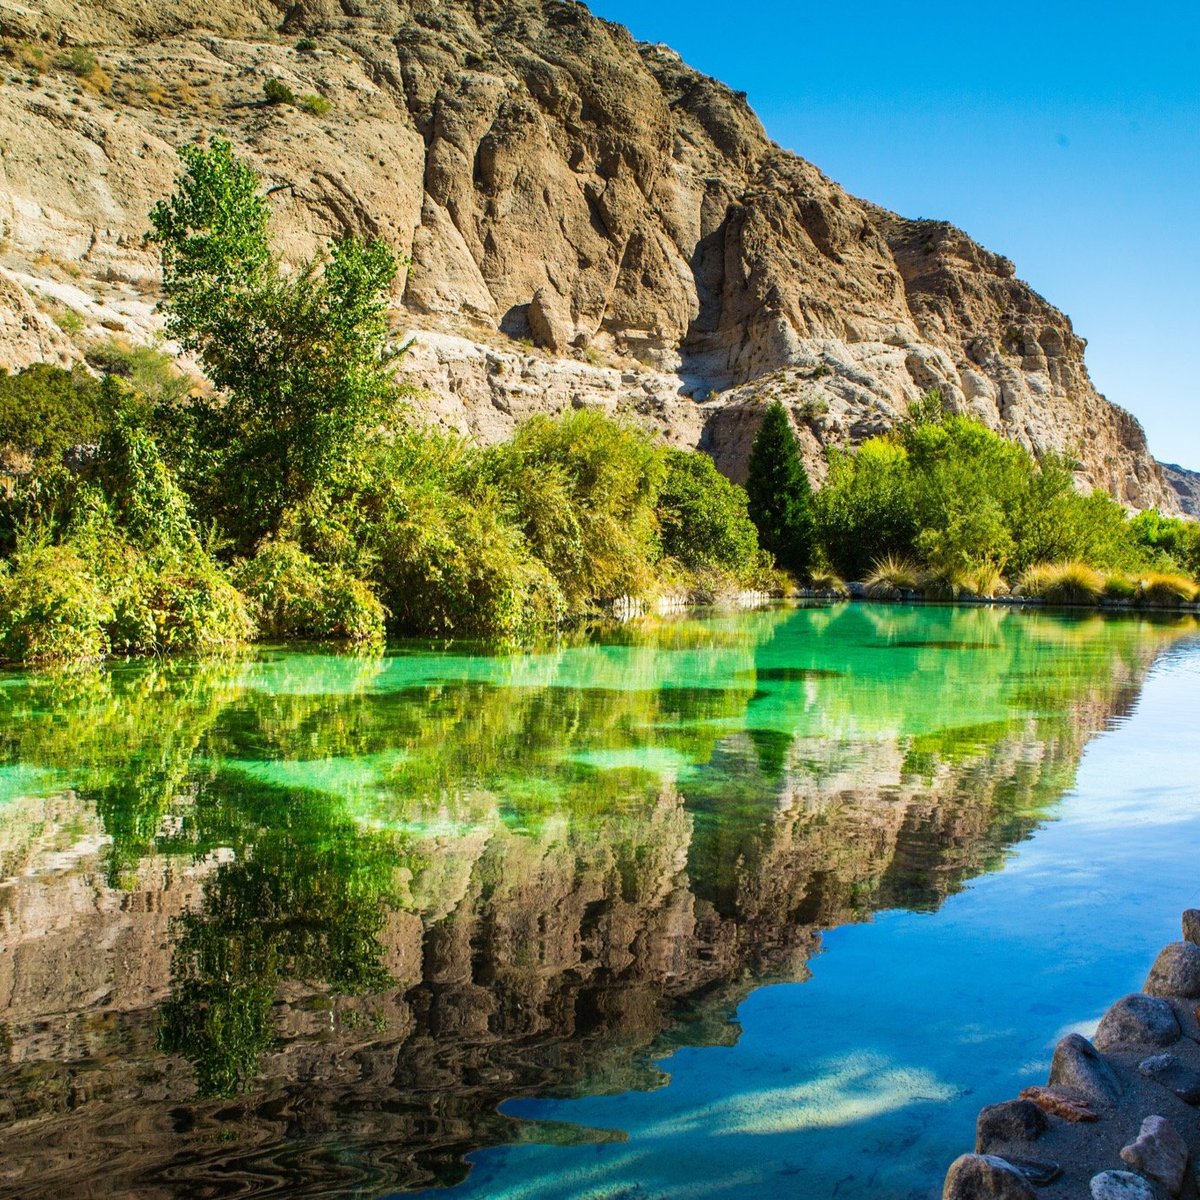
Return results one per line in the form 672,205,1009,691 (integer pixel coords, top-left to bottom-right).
792,586,1200,616
944,911,1200,1199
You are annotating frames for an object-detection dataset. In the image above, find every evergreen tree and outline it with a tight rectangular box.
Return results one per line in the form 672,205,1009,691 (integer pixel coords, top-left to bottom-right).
745,401,815,575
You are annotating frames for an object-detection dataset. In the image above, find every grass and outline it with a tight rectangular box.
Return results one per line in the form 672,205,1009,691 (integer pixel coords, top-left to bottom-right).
865,554,922,599
808,567,849,597
1136,571,1198,607
1020,562,1105,605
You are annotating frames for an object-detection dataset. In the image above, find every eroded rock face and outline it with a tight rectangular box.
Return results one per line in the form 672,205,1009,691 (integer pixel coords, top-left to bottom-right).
0,0,1184,505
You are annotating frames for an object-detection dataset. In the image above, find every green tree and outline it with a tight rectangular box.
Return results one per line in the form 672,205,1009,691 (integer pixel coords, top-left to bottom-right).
148,136,406,548
745,401,814,576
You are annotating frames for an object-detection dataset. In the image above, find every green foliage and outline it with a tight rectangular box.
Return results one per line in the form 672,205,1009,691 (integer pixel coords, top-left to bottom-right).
234,540,385,643
1129,509,1200,576
84,338,194,408
657,448,765,582
148,136,406,546
297,92,331,116
0,362,107,458
816,438,916,579
745,401,814,576
263,77,295,105
295,37,317,52
484,410,667,610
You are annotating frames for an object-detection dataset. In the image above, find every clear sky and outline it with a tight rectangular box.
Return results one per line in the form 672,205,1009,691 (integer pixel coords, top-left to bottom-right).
589,0,1200,471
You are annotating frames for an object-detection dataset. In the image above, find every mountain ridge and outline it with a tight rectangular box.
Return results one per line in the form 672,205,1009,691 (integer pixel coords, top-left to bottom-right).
0,0,1192,511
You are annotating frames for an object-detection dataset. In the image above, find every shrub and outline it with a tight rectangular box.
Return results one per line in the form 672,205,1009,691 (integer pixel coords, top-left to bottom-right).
746,401,815,575
657,448,763,583
1102,574,1138,601
296,93,331,116
0,362,107,459
263,78,295,105
61,47,98,77
864,554,923,599
295,37,317,52
808,567,849,597
0,544,112,665
234,540,385,643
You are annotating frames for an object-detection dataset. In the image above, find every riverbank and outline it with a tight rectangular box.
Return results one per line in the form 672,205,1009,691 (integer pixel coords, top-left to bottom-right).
944,911,1200,1199
795,585,1200,616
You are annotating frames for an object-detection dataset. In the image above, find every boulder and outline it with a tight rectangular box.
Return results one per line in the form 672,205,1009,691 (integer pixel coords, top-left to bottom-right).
975,1100,1048,1152
1048,1033,1122,1108
1090,1171,1157,1200
1093,993,1181,1051
943,1154,1036,1200
1119,1114,1188,1196
528,286,574,353
1144,941,1200,998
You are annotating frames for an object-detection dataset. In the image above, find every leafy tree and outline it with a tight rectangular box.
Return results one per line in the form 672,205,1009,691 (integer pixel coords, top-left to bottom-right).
0,363,107,458
148,136,407,548
745,401,815,576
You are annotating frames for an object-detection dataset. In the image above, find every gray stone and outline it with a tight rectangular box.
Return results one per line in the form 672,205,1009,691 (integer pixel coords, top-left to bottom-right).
975,1100,1049,1152
1144,941,1200,998
1048,1033,1122,1107
1006,1158,1062,1186
1120,1114,1189,1196
1094,993,1180,1050
943,1154,1036,1200
1139,1052,1200,1104
1090,1172,1157,1200
1183,909,1200,946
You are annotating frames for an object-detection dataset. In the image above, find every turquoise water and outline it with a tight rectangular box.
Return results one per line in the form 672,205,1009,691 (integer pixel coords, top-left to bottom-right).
1,603,1198,1198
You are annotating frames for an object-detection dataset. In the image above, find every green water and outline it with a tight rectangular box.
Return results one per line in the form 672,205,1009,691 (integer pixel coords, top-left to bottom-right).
0,602,1198,1198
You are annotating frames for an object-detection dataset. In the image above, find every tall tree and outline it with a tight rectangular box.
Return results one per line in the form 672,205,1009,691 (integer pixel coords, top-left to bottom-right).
745,401,815,576
148,136,406,548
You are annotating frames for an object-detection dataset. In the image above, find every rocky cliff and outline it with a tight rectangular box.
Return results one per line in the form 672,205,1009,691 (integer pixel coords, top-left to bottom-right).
0,0,1189,508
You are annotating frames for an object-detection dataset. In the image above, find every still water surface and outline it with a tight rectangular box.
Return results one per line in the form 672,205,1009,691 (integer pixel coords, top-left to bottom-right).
1,603,1199,1199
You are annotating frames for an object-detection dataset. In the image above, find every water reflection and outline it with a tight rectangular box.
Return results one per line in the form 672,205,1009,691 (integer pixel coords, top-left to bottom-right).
0,604,1195,1198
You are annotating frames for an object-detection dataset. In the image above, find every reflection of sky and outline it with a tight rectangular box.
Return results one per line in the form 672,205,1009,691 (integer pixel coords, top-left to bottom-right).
405,645,1200,1200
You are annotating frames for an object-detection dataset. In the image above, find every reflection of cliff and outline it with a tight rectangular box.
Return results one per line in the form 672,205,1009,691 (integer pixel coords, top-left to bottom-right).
0,608,1194,1197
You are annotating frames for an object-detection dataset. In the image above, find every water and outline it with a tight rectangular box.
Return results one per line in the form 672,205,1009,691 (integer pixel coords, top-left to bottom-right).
1,602,1198,1199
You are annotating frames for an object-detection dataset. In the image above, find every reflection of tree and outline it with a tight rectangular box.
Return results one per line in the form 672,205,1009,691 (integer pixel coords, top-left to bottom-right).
0,606,1197,1196
159,774,413,1095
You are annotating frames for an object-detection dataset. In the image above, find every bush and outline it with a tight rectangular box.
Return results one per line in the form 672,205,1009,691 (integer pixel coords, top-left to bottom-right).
263,78,295,105
0,363,107,459
0,544,112,665
295,38,317,52
657,448,763,582
234,540,385,643
296,93,331,116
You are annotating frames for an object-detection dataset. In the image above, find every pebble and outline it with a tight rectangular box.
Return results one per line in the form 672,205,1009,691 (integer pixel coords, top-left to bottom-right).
1089,1171,1157,1200
1048,1033,1122,1107
1093,993,1181,1051
1144,941,1200,998
975,1099,1048,1152
942,1154,1036,1200
1138,1052,1200,1104
1119,1114,1189,1197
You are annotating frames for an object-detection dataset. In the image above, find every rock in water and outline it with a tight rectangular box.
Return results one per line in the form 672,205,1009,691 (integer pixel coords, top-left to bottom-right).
1144,941,1200,998
943,1154,1036,1200
975,1100,1049,1152
1182,909,1200,946
1048,1034,1122,1107
1120,1114,1189,1196
1093,993,1181,1050
1018,1086,1099,1122
1090,1171,1158,1200
1138,1053,1200,1104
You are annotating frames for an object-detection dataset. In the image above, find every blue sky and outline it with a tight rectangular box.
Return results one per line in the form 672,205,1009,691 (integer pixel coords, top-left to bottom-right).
590,1,1200,471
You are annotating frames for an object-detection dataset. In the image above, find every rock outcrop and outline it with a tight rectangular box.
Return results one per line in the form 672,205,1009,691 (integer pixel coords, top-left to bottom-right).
0,0,1187,505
